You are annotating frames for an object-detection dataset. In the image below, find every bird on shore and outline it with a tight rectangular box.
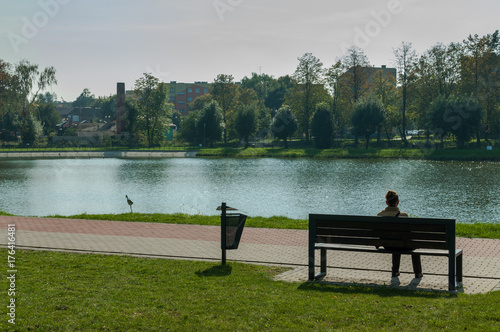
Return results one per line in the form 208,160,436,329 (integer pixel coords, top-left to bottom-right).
126,195,133,213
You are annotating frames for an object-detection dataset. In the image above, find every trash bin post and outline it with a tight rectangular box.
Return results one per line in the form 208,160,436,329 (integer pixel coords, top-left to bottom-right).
221,202,227,265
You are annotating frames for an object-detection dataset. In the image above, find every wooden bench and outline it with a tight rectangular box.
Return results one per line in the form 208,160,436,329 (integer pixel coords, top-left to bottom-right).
308,214,463,291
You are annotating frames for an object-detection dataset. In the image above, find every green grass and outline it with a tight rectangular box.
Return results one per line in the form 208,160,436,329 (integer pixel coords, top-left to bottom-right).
3,249,499,331
196,147,500,161
48,212,500,239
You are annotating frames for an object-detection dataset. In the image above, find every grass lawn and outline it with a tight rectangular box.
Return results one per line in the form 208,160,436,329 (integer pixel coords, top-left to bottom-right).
3,249,499,331
48,213,500,240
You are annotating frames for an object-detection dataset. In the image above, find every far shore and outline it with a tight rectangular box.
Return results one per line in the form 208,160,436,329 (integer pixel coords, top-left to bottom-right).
0,150,198,159
0,147,499,161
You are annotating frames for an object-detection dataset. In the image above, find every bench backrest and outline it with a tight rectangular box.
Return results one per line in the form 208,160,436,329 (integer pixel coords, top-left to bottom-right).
309,214,456,250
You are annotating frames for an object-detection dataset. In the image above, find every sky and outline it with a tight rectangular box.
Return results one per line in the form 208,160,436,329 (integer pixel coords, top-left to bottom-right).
0,0,499,102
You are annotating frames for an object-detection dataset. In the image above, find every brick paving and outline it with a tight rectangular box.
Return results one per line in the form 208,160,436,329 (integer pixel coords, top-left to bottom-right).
1,216,499,294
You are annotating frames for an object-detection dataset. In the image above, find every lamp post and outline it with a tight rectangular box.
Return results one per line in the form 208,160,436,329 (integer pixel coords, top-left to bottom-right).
203,122,206,147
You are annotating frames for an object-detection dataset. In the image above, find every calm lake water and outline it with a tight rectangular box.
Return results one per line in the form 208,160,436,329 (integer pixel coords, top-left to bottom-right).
0,158,498,223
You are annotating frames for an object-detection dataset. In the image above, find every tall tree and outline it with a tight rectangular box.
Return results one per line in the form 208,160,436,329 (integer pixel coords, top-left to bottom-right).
265,75,294,111
393,42,418,145
12,60,57,143
293,53,324,142
311,102,334,149
133,73,171,146
197,100,223,148
13,59,57,113
462,30,500,139
339,46,371,104
350,96,385,148
271,105,298,148
234,104,257,148
211,74,238,143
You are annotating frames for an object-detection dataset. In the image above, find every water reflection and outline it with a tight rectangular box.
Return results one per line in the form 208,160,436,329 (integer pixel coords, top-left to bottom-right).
0,158,498,223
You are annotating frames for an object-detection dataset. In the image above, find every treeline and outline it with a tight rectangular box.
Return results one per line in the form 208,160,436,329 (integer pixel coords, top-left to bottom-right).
182,30,499,149
1,30,498,149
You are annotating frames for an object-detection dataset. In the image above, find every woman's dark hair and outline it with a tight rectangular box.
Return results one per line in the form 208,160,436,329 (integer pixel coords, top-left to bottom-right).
385,190,399,206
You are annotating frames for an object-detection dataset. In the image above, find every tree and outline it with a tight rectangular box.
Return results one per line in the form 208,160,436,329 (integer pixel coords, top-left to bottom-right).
73,88,95,108
271,105,298,148
99,96,116,121
234,104,257,148
448,96,483,148
339,46,371,104
393,42,418,145
462,30,500,140
197,100,223,148
21,112,43,145
124,99,139,146
429,95,483,148
241,72,277,102
178,110,200,144
37,101,61,135
10,60,57,143
371,69,398,144
189,93,212,113
293,53,324,142
133,73,171,146
311,102,334,149
350,96,385,148
13,59,57,112
211,74,238,143
265,75,294,111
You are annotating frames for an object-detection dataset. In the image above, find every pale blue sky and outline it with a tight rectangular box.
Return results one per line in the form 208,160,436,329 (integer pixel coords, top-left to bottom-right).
1,0,498,101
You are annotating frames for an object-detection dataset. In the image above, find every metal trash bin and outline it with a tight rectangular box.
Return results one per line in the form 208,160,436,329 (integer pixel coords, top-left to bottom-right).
218,202,247,264
224,212,247,250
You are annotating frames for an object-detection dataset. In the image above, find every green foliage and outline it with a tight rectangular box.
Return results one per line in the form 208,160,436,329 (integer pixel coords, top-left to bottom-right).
291,53,326,142
211,74,239,143
351,96,385,148
132,74,172,146
265,75,294,111
311,102,334,149
21,112,43,145
271,105,298,148
37,101,61,135
234,104,257,147
72,88,95,107
178,110,201,144
197,100,223,148
429,95,483,148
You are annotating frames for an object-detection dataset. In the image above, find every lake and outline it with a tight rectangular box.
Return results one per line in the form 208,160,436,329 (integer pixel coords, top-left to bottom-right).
0,157,498,223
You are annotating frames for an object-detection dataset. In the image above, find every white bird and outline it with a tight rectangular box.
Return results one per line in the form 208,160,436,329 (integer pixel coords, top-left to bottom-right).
126,195,133,213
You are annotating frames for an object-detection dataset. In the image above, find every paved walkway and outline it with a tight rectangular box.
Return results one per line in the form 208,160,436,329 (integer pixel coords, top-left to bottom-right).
1,216,499,294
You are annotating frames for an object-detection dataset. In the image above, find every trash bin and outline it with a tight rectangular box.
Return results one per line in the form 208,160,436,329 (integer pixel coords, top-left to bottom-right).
224,212,247,250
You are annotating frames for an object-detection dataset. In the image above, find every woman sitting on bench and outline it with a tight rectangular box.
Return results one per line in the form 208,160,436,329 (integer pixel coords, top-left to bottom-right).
377,190,423,279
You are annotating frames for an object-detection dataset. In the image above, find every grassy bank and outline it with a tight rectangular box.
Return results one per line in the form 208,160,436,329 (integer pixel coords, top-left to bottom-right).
4,249,499,331
196,147,500,161
49,212,500,239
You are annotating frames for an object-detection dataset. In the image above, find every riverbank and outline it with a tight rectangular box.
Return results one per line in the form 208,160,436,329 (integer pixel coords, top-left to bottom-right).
0,147,499,160
197,147,500,161
0,150,197,159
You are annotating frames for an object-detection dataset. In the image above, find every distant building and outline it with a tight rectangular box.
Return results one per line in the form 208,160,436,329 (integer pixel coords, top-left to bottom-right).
168,81,211,116
56,107,102,123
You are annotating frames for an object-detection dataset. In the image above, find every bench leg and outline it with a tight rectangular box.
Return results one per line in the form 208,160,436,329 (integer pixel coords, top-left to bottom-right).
448,254,456,291
456,252,463,285
320,248,327,276
308,245,315,281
